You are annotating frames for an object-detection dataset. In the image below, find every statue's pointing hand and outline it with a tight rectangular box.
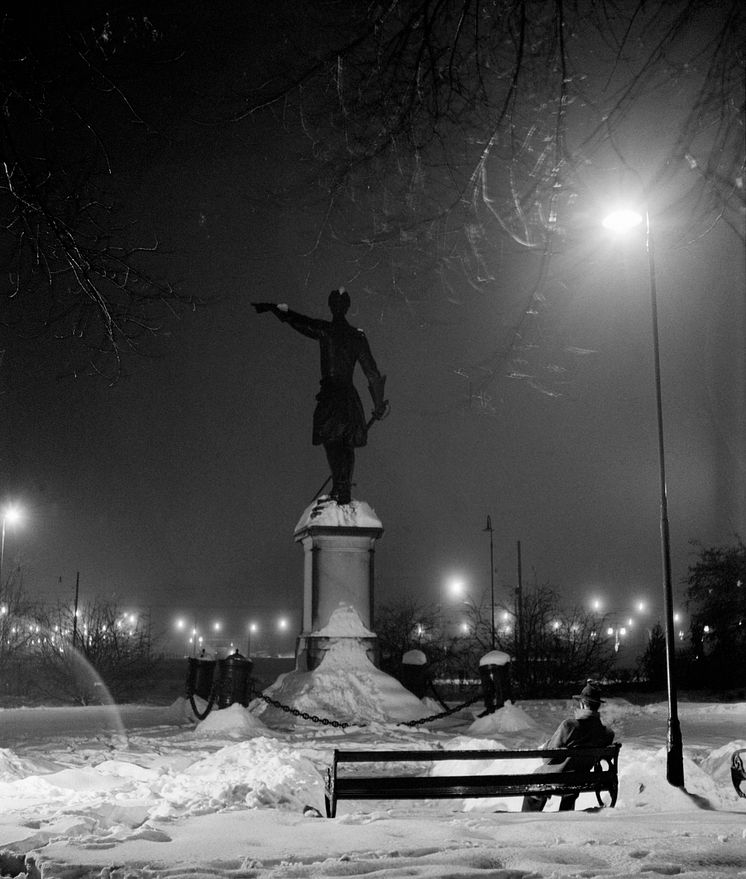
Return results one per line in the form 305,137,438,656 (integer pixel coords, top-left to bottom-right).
252,303,289,316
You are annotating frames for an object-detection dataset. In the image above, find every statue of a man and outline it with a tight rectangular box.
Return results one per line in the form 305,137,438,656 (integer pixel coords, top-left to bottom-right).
252,288,388,506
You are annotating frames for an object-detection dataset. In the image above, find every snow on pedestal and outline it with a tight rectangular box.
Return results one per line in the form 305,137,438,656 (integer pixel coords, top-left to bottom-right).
294,498,383,531
251,628,432,726
312,602,375,638
294,498,383,671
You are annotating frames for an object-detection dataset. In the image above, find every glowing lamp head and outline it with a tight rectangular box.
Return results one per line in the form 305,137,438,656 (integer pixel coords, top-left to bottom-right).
449,578,465,598
602,209,643,232
2,506,22,526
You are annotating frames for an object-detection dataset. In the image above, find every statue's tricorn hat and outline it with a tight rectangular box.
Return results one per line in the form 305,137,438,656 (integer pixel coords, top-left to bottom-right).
328,286,350,313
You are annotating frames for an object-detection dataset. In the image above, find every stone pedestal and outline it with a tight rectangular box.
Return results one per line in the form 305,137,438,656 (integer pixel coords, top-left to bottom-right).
293,499,383,671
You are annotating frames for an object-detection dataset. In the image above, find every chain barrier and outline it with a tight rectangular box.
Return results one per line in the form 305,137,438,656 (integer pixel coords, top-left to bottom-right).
186,676,217,721
258,690,483,729
259,694,357,727
397,691,483,727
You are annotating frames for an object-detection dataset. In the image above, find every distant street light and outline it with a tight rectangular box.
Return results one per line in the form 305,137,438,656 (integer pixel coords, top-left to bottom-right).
247,621,258,655
1,505,23,588
606,624,628,652
603,206,685,789
175,615,200,657
448,577,466,599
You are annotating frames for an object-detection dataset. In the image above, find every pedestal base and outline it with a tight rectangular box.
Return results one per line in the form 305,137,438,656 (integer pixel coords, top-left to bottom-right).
296,633,379,672
252,636,432,727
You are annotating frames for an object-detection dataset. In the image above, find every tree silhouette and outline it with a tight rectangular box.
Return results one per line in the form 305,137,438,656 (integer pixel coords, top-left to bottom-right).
686,538,746,687
1,5,199,383
638,622,667,690
236,0,744,398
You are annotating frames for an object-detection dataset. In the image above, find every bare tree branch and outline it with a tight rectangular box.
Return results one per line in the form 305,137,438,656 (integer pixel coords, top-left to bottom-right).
0,4,201,383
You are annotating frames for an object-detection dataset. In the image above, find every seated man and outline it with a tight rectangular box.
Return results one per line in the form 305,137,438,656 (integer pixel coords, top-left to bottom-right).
522,681,614,812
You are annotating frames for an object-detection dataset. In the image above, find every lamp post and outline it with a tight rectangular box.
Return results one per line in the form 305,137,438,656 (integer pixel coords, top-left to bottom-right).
484,515,496,649
1,505,22,588
247,621,258,656
175,616,199,657
606,624,627,653
277,616,289,653
603,207,684,788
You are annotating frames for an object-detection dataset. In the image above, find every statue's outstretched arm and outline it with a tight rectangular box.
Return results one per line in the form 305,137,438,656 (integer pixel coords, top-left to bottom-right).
251,302,287,316
251,303,322,340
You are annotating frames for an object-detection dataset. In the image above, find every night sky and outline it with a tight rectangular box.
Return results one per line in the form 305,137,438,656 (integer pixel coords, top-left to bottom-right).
1,3,744,654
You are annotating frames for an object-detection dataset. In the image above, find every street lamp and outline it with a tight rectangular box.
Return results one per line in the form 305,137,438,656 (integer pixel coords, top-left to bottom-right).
247,621,258,655
1,505,22,588
448,577,466,599
484,515,496,649
603,206,685,789
606,624,628,653
175,616,200,657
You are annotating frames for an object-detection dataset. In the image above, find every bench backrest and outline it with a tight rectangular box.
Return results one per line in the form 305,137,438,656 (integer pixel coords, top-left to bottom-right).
331,743,620,768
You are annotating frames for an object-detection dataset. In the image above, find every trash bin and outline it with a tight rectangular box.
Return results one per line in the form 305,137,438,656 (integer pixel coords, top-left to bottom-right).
399,648,428,699
216,650,254,709
186,656,217,702
478,650,512,715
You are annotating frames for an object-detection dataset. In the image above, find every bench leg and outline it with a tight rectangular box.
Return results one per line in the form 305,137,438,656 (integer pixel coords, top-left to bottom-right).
521,794,547,812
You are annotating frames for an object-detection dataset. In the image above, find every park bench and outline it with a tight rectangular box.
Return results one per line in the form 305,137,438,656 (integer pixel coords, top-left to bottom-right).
324,743,621,817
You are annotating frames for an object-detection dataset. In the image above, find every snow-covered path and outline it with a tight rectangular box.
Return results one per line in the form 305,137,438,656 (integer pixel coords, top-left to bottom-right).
2,695,746,879
30,805,746,879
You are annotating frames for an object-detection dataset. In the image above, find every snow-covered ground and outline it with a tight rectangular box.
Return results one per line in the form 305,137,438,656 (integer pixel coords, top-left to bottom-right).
2,643,746,879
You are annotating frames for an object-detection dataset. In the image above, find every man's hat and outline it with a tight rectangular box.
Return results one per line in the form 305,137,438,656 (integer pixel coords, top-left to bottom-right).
573,681,605,706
